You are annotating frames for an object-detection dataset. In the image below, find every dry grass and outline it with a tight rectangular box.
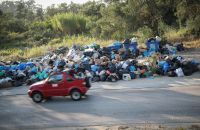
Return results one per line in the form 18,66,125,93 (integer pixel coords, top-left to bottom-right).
183,39,200,48
0,36,114,62
163,28,200,48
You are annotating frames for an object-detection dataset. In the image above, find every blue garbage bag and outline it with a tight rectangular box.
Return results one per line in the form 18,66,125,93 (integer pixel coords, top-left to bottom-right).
10,65,17,71
108,41,123,52
91,65,99,72
26,62,34,67
113,41,122,46
113,41,123,50
158,61,166,68
107,46,113,52
58,60,66,67
143,51,150,57
130,72,135,79
31,67,37,74
82,57,90,64
163,62,170,74
0,66,6,71
124,44,130,51
111,52,115,59
146,39,159,52
129,65,136,72
18,63,27,70
120,53,126,59
74,64,79,70
129,42,138,54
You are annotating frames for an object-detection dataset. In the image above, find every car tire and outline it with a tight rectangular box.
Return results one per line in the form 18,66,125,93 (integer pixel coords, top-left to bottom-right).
70,89,82,101
32,92,43,103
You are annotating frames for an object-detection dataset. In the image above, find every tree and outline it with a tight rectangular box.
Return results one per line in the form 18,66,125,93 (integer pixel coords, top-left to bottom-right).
15,0,26,19
58,3,69,13
68,2,81,13
35,5,44,21
46,4,59,17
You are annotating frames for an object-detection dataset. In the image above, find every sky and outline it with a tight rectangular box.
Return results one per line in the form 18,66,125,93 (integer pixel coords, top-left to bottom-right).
0,0,95,8
34,0,93,8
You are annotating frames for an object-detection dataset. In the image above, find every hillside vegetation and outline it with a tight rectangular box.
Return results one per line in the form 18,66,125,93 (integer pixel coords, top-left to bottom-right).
0,0,200,61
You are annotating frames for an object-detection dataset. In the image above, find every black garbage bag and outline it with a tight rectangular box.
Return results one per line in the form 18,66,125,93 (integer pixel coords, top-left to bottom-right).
117,69,129,79
92,76,100,82
106,73,118,82
174,43,184,51
155,67,164,75
101,47,111,56
167,71,177,77
123,39,130,44
100,73,107,81
108,62,116,73
84,51,94,57
182,69,193,76
181,61,199,76
82,64,91,71
48,60,54,66
182,61,198,73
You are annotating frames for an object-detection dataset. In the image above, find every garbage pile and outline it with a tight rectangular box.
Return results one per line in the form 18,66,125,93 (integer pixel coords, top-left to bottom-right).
0,37,199,88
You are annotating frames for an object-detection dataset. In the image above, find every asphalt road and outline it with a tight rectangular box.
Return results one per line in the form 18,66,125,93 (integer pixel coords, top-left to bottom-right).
0,72,200,130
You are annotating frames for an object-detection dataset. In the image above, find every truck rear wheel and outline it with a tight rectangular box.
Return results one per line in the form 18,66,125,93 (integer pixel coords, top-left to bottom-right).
70,89,82,101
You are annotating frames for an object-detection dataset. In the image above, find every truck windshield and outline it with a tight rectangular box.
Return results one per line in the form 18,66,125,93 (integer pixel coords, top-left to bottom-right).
48,74,63,83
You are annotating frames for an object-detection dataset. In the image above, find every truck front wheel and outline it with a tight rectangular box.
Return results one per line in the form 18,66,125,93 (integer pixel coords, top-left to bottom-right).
32,92,43,103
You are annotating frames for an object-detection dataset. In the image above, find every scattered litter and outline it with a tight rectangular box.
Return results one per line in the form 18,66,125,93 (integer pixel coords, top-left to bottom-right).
0,36,199,88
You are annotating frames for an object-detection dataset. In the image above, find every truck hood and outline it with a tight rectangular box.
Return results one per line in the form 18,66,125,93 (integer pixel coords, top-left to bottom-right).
30,80,45,88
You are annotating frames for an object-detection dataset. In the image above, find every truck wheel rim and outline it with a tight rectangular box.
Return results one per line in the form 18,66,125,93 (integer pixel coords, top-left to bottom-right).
72,92,80,99
34,94,41,101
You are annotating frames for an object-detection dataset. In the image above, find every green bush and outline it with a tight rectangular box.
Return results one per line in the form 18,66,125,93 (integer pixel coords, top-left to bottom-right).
136,26,153,44
51,13,88,36
27,20,54,45
187,16,200,36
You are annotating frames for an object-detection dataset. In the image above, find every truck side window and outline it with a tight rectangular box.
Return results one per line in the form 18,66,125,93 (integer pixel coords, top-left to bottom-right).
66,76,74,82
48,74,63,83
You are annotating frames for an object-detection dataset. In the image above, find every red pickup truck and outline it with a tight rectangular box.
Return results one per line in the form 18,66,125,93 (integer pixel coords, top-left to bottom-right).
28,71,91,103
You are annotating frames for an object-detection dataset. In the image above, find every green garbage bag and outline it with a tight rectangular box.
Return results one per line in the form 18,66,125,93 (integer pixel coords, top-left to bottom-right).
36,72,43,80
41,71,48,79
0,71,5,77
144,71,152,77
90,43,100,50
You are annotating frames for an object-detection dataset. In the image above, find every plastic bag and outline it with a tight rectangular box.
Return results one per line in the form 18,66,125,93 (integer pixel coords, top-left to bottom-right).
175,68,184,77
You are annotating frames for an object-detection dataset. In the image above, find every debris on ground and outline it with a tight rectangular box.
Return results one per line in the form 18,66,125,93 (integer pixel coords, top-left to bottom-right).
0,36,199,88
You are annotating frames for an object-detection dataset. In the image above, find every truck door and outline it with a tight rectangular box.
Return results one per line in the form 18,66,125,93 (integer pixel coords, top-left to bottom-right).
45,73,65,96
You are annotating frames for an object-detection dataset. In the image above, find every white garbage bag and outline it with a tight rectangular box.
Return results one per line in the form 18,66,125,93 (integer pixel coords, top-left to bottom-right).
175,68,184,77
